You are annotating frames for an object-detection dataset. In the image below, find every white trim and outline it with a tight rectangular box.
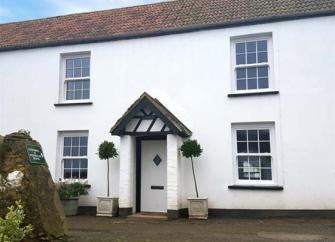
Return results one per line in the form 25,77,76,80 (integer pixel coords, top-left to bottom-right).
231,122,277,186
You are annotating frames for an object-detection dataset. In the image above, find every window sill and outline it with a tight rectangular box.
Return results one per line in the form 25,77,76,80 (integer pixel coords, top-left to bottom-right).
54,102,93,107
228,90,279,98
228,185,284,191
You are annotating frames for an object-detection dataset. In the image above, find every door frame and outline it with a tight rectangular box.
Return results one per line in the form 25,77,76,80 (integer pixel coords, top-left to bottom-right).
135,135,167,213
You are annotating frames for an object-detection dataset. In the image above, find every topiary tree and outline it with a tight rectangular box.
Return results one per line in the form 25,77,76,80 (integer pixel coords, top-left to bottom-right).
180,139,203,198
98,141,118,197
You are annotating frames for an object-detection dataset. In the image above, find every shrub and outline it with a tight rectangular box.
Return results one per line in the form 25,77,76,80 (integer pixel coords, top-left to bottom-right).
0,200,33,242
57,182,88,200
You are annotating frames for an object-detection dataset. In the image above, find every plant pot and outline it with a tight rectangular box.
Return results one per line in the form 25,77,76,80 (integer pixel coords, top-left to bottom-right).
97,197,119,217
61,197,79,216
187,197,208,220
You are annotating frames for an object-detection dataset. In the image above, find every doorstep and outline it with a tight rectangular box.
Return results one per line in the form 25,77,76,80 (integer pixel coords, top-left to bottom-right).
127,212,168,220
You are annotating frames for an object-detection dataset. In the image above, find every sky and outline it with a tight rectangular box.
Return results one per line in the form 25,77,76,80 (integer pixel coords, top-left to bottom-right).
0,0,168,24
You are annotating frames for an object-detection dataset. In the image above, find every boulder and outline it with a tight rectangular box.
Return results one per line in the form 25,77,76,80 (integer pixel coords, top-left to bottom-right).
0,132,67,240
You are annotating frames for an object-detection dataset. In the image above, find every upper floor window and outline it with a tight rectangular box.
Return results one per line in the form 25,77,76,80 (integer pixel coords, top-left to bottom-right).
61,53,91,101
232,35,272,92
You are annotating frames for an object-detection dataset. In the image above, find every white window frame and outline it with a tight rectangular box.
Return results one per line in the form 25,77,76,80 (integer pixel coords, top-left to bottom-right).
231,123,277,186
59,52,91,103
58,131,89,180
230,34,274,94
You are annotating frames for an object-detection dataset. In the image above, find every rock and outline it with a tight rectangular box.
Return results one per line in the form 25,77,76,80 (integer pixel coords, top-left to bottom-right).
0,132,67,240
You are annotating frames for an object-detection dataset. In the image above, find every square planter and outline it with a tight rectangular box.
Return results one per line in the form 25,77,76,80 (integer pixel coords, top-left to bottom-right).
97,197,119,217
187,197,208,220
61,197,79,216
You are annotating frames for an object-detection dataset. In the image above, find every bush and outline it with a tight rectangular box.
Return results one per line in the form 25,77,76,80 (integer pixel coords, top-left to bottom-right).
57,182,88,200
0,200,33,242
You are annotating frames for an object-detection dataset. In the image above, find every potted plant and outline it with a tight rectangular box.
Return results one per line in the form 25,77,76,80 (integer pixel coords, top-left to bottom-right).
97,140,119,217
180,139,208,219
57,181,88,216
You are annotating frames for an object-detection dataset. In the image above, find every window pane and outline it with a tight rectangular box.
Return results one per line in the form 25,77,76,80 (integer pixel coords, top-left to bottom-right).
248,142,259,153
236,54,246,65
66,81,75,90
71,147,79,156
257,40,267,52
75,80,83,89
259,130,270,140
82,58,90,68
81,159,88,169
236,68,246,79
66,69,73,78
82,68,90,77
74,68,81,77
80,136,88,146
248,130,258,141
83,80,90,89
261,169,272,180
260,142,271,153
72,169,80,179
64,159,72,168
72,159,80,168
249,156,260,167
63,147,71,156
74,58,81,68
260,156,271,168
80,169,88,179
75,90,82,100
236,43,245,54
237,79,246,90
258,66,268,77
64,137,71,146
238,168,249,180
258,78,269,89
247,78,257,89
66,91,74,100
72,137,79,146
247,53,256,64
80,147,87,156
250,171,260,180
258,52,268,63
66,59,74,69
237,130,247,141
64,169,72,179
83,90,90,99
237,142,248,153
246,41,256,52
247,67,257,78
238,156,248,167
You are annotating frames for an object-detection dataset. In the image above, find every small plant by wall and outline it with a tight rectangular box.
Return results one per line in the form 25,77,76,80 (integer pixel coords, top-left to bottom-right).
0,200,33,242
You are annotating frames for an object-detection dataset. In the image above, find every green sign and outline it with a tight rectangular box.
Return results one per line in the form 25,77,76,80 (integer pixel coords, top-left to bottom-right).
26,144,47,165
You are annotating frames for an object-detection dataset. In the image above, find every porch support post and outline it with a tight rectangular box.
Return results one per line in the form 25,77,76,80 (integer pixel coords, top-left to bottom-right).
119,135,135,217
167,134,181,219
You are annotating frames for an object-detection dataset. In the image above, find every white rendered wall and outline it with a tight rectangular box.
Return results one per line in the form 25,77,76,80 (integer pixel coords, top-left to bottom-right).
1,16,335,209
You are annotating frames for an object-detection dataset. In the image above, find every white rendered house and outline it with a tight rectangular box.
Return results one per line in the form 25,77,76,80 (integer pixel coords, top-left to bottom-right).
1,0,335,218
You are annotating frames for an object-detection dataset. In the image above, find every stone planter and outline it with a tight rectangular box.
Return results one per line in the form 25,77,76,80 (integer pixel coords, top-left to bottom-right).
97,197,119,217
187,197,208,220
61,197,79,216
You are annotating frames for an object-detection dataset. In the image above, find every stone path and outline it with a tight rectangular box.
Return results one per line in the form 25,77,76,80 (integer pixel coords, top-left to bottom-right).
64,216,335,242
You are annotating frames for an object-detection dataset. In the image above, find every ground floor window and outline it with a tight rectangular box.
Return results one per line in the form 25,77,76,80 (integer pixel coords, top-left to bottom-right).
232,124,275,183
60,132,88,179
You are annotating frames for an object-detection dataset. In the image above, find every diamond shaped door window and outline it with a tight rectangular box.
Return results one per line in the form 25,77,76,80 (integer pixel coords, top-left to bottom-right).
153,155,162,166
